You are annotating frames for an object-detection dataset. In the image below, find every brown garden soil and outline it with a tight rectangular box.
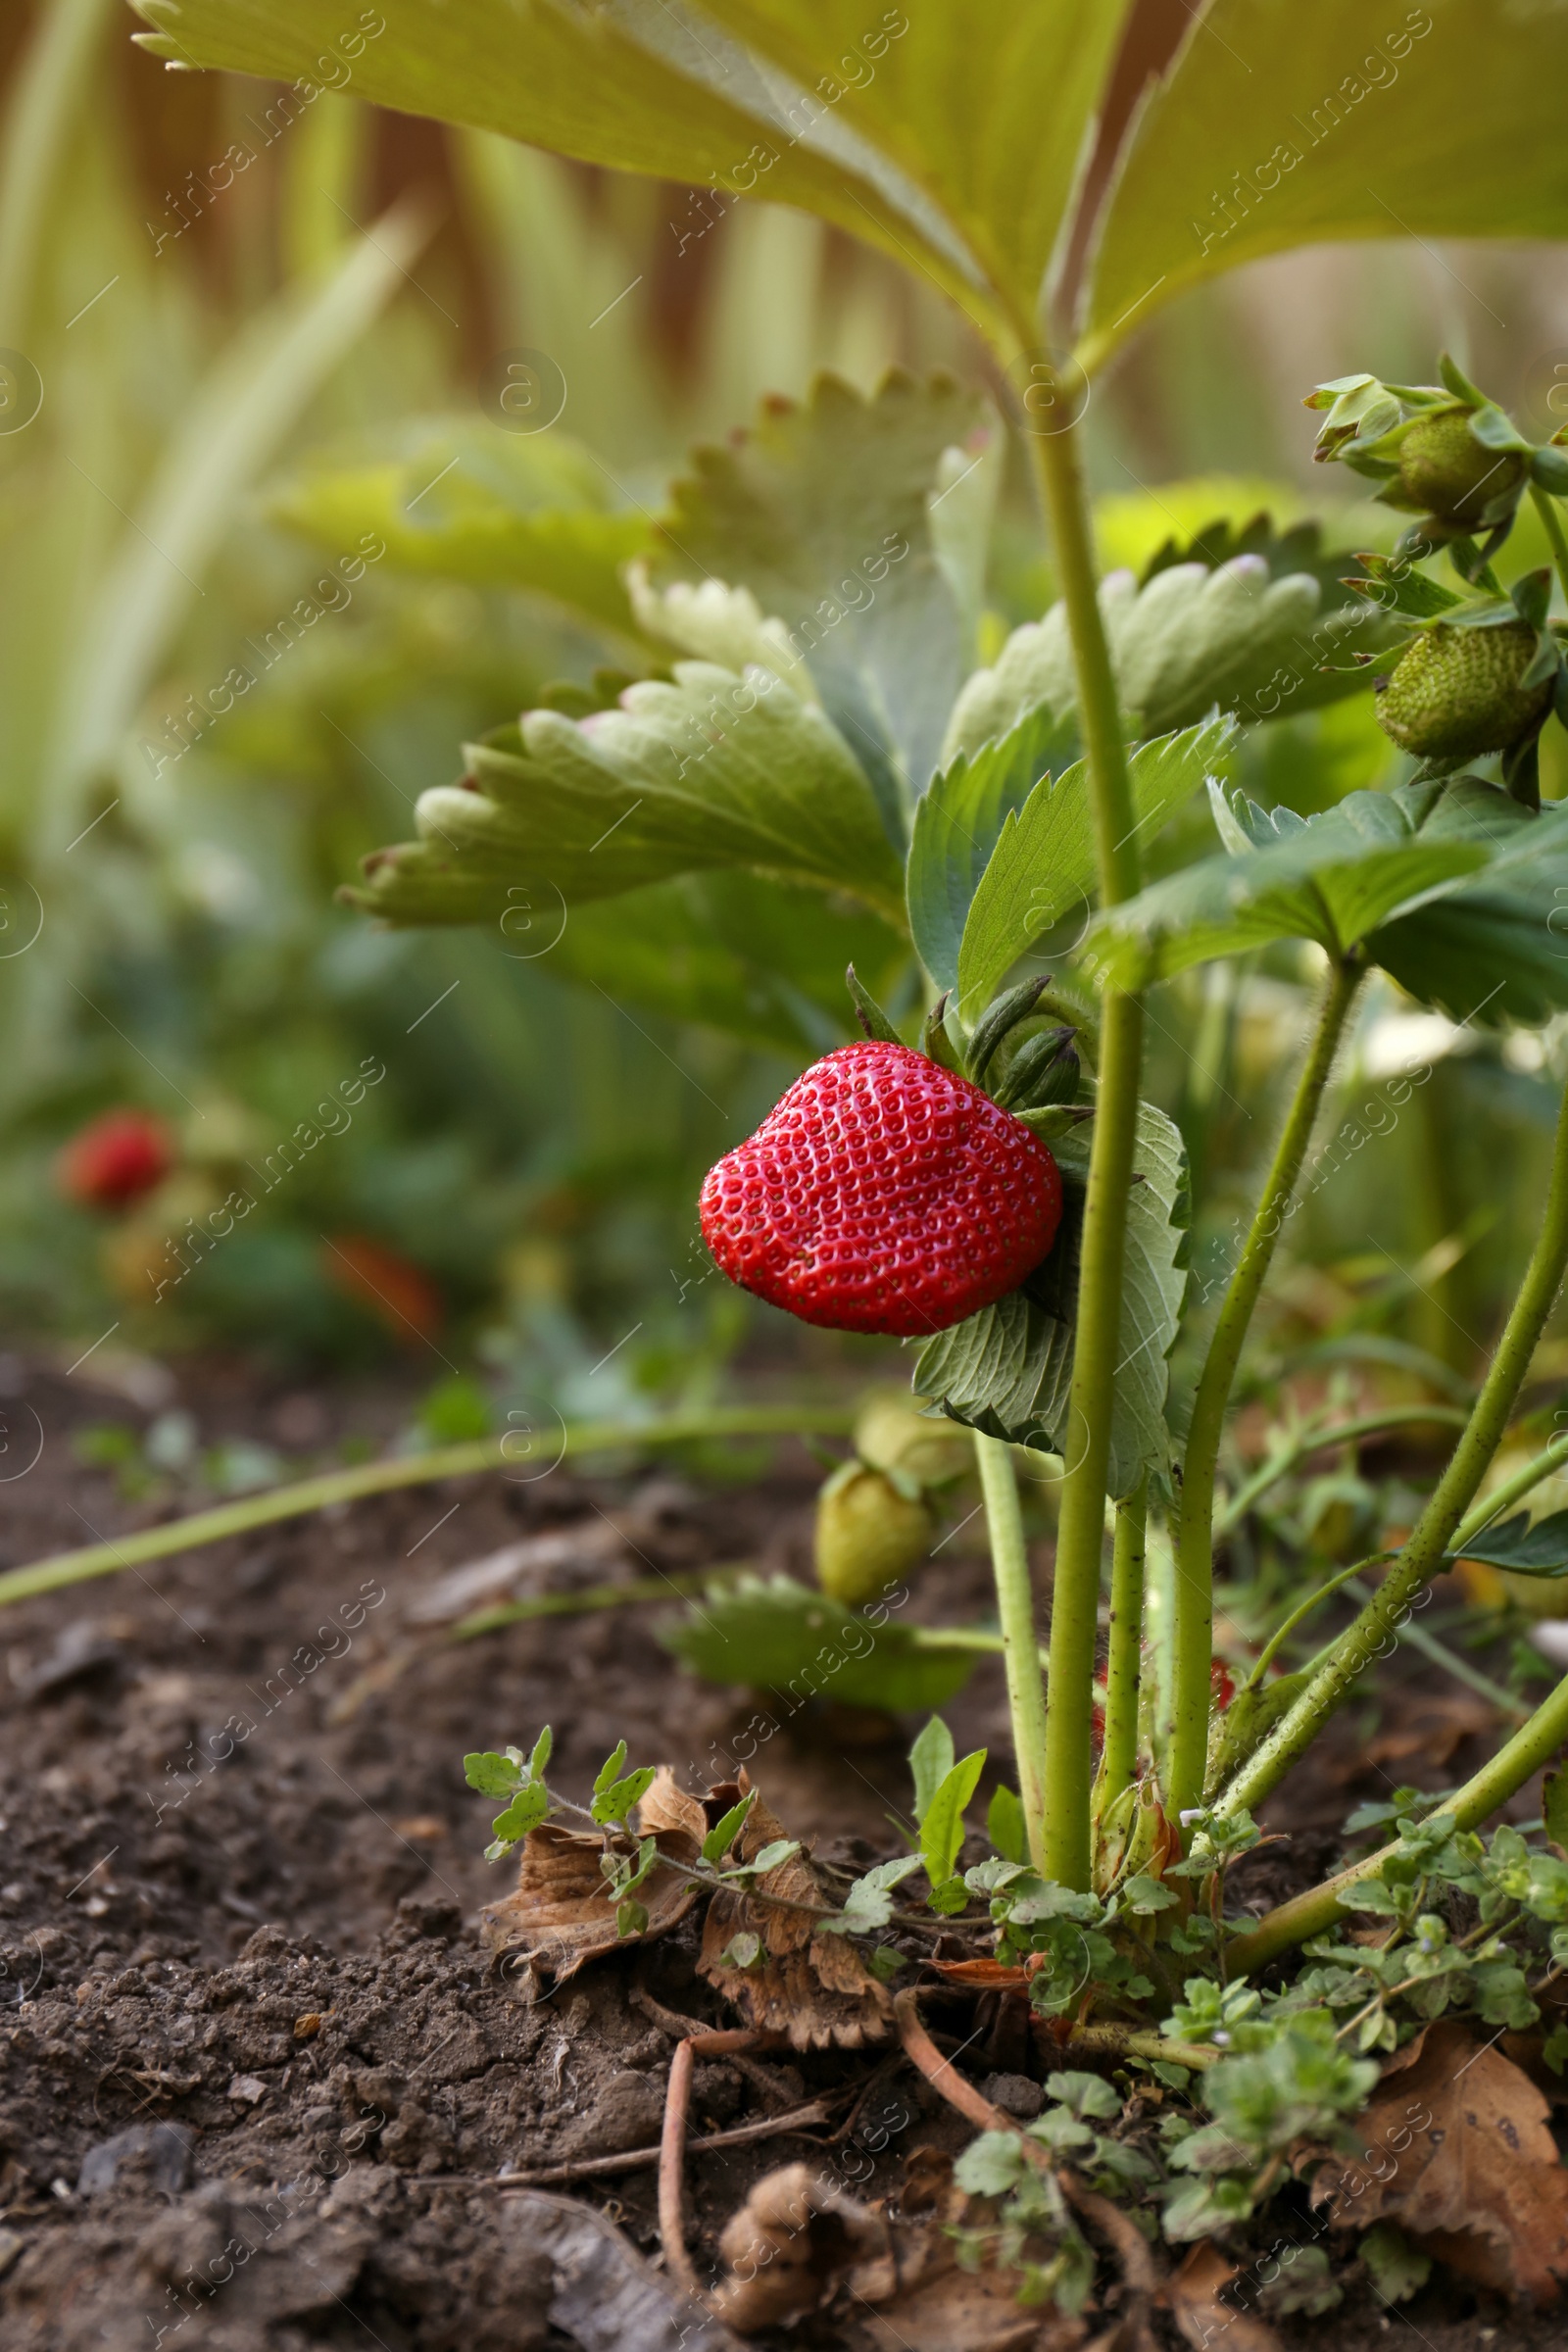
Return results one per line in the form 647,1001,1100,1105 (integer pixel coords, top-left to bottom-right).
0,1347,1563,2350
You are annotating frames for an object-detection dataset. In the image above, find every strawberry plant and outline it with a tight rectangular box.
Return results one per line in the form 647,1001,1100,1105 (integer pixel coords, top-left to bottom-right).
125,0,1568,2314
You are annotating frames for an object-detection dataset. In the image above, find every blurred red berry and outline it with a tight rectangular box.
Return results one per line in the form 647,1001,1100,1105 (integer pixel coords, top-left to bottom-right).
322,1234,444,1342
57,1109,173,1211
700,1042,1063,1338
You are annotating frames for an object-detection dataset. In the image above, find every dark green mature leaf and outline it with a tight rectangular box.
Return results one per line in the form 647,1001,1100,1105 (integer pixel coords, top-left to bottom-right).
1447,1510,1568,1577
943,542,1406,762
651,373,994,825
345,661,906,929
906,701,1079,994
913,1102,1189,1496
127,0,986,319
270,419,650,635
956,718,1233,1014
662,1573,976,1713
1083,1,1568,367
1369,801,1568,1028
1087,788,1491,988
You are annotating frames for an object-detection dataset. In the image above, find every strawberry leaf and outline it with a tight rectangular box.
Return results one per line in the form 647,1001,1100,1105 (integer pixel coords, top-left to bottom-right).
906,701,1079,994
913,1102,1190,1497
1448,1509,1568,1577
662,1571,977,1712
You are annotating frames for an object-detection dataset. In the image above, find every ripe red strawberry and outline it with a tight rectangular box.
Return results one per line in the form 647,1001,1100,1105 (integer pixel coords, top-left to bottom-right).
57,1109,173,1211
699,1042,1062,1337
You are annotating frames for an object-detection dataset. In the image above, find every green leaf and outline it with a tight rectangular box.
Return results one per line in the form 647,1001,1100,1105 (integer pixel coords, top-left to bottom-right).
528,1726,554,1780
1361,2223,1432,2309
126,1,983,321
818,1853,923,1936
661,1572,977,1713
545,873,908,1057
270,418,649,633
652,372,995,822
491,1782,550,1844
464,1750,520,1797
591,1744,657,1827
1088,787,1493,988
1045,2071,1121,2121
347,661,905,930
913,1102,1190,1497
742,1838,801,1876
1369,802,1568,1029
694,2,1129,317
953,2132,1029,2198
920,1750,986,1891
906,701,1078,994
909,1715,956,1829
1447,1509,1568,1577
987,1784,1029,1866
1083,3,1568,367
702,1789,758,1865
956,719,1233,1014
944,537,1404,763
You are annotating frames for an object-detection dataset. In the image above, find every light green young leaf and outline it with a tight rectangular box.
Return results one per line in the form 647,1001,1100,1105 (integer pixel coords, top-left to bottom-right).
920,1749,986,1892
528,1726,554,1780
126,0,982,320
987,1784,1029,1866
906,700,1078,994
956,719,1232,1013
270,419,649,635
695,1,1130,318
490,1781,551,1845
943,551,1403,766
953,2131,1029,2198
913,1102,1190,1498
702,1788,758,1865
908,1715,956,1828
818,1853,923,1936
1083,2,1568,368
464,1750,520,1798
1361,2222,1432,2308
346,661,905,930
626,564,815,699
591,1744,657,1827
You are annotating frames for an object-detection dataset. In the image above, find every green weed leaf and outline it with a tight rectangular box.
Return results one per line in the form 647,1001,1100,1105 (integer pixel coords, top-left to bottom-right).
920,1749,986,1892
819,1853,923,1936
702,1789,757,1864
662,1572,978,1713
908,1715,956,1827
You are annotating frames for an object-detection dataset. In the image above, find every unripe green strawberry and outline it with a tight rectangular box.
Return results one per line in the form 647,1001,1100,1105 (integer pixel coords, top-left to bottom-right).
852,1387,971,1489
1375,620,1552,760
1395,406,1527,529
814,1460,932,1606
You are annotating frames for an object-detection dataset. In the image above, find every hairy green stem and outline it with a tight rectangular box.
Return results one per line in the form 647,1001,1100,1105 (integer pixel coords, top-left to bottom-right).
1168,956,1364,1823
1229,1660,1568,1975
976,1434,1051,1873
1094,1481,1148,1822
1217,1074,1568,1823
0,1405,854,1610
1213,1405,1469,1539
1020,406,1146,1891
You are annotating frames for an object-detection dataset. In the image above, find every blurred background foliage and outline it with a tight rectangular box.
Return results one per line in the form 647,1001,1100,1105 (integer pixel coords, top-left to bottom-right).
5,0,1568,1444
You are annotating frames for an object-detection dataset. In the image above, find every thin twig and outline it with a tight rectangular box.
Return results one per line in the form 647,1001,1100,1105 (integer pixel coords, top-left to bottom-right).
413,2093,841,2188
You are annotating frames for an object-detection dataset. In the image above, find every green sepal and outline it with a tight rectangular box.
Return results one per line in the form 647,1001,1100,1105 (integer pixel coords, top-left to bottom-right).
921,992,965,1073
845,962,903,1046
1532,445,1568,496
965,977,1047,1086
991,1028,1079,1114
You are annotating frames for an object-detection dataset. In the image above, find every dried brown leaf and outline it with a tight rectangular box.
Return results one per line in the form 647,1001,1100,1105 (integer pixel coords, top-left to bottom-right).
479,1766,702,1984
1162,2243,1283,2351
1313,2016,1568,2304
710,2161,885,2332
711,2156,1085,2350
700,1776,894,2049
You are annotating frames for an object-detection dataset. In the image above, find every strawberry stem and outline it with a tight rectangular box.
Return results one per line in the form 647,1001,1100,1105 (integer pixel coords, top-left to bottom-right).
1167,954,1364,1824
1016,393,1146,1892
974,1431,1051,1870
1214,1070,1568,1831
1093,1478,1147,1829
